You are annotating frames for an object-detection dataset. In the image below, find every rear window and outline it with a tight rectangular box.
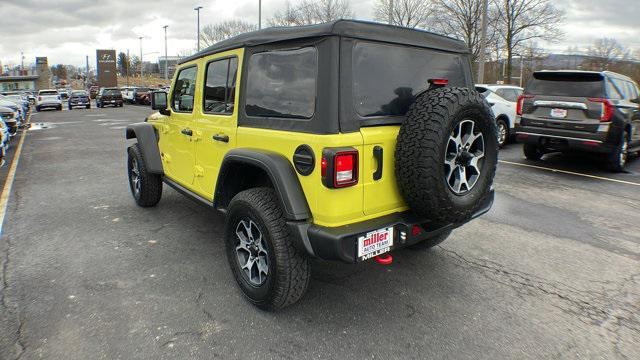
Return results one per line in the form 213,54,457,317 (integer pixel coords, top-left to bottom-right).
39,91,58,96
526,73,604,97
353,41,469,117
245,47,317,119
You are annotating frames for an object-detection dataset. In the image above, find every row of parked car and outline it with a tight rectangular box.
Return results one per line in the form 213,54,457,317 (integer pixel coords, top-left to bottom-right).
479,70,640,172
0,92,30,165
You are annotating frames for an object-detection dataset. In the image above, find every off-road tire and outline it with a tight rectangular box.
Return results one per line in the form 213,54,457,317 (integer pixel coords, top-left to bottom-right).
86,104,91,109
127,143,162,207
523,143,544,161
607,130,629,172
395,87,497,226
225,187,310,311
408,230,452,251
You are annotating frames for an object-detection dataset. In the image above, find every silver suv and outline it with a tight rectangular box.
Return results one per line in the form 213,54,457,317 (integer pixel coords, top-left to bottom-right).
36,89,62,111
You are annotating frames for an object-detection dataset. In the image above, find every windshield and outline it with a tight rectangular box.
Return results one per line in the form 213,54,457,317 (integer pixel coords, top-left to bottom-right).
104,89,121,96
353,41,470,117
72,91,87,96
526,72,604,97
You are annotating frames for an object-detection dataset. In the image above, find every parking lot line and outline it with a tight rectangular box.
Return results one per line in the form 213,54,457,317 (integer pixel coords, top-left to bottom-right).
0,117,30,235
498,160,640,187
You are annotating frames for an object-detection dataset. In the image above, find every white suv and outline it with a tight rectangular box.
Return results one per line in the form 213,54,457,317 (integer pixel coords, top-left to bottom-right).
476,84,523,147
36,89,62,111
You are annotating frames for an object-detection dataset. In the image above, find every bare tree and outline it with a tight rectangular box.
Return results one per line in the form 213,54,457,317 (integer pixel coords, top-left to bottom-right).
269,0,353,26
201,19,257,48
494,0,564,84
373,0,436,29
587,38,628,71
434,0,499,63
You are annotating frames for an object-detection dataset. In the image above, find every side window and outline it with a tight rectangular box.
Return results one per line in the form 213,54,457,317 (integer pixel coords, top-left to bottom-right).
503,89,519,102
494,89,506,99
624,81,637,100
606,79,622,100
203,57,238,114
172,66,197,112
245,47,317,119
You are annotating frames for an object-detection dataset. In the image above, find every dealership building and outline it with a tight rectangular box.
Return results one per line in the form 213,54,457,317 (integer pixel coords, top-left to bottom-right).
0,56,52,92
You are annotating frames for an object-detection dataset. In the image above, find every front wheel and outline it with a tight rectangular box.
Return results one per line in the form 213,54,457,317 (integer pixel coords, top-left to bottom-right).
127,144,162,207
225,188,310,311
496,118,509,148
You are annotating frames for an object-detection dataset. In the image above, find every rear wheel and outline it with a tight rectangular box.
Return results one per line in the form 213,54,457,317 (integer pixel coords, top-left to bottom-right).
127,144,162,207
607,130,629,172
523,143,544,161
225,187,310,310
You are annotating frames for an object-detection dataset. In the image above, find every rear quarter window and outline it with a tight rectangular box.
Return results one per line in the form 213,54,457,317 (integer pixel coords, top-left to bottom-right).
245,47,318,119
352,41,469,117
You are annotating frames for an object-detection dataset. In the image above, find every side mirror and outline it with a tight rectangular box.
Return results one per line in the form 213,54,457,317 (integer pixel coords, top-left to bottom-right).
151,91,170,116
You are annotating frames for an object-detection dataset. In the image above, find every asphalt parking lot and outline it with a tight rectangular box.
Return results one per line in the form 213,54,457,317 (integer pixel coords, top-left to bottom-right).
0,104,639,359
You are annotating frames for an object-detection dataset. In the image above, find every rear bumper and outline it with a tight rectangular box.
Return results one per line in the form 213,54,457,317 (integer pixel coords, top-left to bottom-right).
515,124,616,153
288,190,495,263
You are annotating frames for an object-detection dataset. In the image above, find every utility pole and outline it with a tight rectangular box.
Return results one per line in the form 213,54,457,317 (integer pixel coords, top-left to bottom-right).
519,55,524,88
388,0,393,24
194,6,203,51
163,25,169,81
20,51,24,72
139,36,144,83
258,0,262,29
476,0,489,83
85,55,89,85
126,49,130,87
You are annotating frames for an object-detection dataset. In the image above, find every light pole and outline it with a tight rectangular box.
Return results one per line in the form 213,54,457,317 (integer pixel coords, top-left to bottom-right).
126,49,130,87
258,0,262,29
388,0,393,24
139,36,144,82
163,25,169,81
194,6,203,51
477,0,489,83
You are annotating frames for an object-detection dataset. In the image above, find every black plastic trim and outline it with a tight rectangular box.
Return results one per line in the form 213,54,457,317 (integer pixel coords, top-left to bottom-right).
214,148,311,220
163,177,214,209
125,123,163,174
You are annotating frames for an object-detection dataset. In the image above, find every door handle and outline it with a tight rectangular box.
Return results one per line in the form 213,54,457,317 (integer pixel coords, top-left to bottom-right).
181,128,193,136
373,146,383,180
212,134,229,143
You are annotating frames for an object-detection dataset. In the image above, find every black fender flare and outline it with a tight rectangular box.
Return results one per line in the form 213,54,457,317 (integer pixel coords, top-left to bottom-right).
214,148,311,221
125,123,163,174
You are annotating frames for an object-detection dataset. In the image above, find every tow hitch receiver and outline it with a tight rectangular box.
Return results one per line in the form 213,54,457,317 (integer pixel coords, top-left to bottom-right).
374,253,393,265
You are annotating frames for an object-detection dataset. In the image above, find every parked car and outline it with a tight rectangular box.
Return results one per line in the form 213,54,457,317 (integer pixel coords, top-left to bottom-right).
0,97,24,126
516,70,640,171
4,94,30,115
0,106,19,136
89,86,99,99
121,86,137,104
96,88,124,108
36,89,63,111
132,87,150,104
68,90,91,109
476,84,523,147
127,20,497,310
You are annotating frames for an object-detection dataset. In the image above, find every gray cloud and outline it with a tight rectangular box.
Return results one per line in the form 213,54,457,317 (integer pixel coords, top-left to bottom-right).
0,0,638,68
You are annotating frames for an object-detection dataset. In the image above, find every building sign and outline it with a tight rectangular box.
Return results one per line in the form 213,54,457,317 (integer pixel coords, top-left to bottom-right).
36,57,48,65
96,49,117,87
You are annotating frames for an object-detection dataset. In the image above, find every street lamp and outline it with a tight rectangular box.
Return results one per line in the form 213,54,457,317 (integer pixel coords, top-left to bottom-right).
258,0,262,30
163,25,169,81
194,6,203,51
138,36,144,81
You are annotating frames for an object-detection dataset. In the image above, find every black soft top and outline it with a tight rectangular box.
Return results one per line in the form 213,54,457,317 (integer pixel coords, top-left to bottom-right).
179,19,468,64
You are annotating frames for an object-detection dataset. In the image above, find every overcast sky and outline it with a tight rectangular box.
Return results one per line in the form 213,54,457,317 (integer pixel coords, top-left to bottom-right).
1,0,639,68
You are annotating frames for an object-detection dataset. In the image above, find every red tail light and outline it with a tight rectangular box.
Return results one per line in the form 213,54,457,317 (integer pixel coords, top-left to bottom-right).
428,78,449,86
588,98,614,122
321,148,358,188
516,94,534,115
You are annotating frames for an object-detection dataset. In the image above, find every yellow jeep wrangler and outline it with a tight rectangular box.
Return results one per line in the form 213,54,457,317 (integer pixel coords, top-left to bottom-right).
125,20,497,310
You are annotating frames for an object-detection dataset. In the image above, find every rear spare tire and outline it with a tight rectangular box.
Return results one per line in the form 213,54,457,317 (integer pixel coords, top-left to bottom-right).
395,87,497,226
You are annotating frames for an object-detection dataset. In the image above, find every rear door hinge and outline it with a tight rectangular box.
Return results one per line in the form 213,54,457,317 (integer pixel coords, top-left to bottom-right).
194,165,204,177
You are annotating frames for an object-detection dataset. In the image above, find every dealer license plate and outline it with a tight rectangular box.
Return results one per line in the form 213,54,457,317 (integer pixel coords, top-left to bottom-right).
550,108,567,118
357,226,394,261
